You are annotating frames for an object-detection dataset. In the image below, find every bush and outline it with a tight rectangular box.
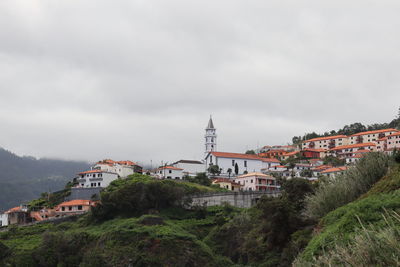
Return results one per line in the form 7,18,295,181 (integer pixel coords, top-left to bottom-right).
304,152,391,219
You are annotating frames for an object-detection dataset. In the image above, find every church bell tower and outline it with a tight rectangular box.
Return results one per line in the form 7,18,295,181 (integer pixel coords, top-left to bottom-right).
205,116,217,158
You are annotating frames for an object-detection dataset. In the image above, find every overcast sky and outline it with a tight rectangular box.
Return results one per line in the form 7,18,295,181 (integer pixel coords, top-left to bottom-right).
1,1,400,165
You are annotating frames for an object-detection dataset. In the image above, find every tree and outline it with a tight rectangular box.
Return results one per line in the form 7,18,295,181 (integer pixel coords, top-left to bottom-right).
208,165,220,176
227,168,233,178
245,150,256,155
188,172,211,186
234,163,239,175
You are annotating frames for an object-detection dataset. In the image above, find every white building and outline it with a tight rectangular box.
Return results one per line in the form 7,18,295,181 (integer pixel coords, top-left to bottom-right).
0,213,9,227
155,166,184,180
205,116,217,158
172,160,205,177
261,158,281,169
387,132,400,152
349,129,399,145
76,170,119,188
205,151,263,177
93,159,141,178
302,135,349,150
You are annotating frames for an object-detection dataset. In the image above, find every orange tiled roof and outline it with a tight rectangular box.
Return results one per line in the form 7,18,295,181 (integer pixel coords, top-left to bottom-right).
321,166,347,174
388,132,400,137
312,165,333,171
350,128,399,137
304,135,348,143
5,206,22,214
209,152,262,160
302,148,328,152
58,200,93,207
158,166,183,171
213,178,242,186
78,170,105,175
237,172,274,179
117,160,137,166
261,158,281,163
282,151,299,156
329,142,376,151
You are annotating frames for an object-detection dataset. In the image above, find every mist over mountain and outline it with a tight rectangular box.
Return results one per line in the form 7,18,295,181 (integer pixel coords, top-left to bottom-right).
0,147,91,211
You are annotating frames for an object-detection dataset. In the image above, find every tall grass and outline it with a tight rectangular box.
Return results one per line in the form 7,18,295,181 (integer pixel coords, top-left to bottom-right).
295,211,400,266
304,152,391,220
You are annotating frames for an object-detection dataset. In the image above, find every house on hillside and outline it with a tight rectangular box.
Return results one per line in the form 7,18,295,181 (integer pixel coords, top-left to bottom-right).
56,200,96,217
205,152,263,177
327,143,376,159
349,129,399,145
320,166,348,179
94,159,142,177
155,166,184,180
234,172,279,192
5,205,30,225
76,170,119,188
302,135,349,150
261,158,281,169
172,160,205,177
387,132,400,152
300,148,327,159
0,213,8,227
212,178,242,191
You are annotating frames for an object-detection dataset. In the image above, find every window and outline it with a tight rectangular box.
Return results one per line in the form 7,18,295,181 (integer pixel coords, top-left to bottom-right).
232,160,235,166
62,207,65,211
251,179,253,183
78,205,83,210
244,161,247,167
68,206,72,211
210,156,212,163
169,170,172,174
98,182,101,186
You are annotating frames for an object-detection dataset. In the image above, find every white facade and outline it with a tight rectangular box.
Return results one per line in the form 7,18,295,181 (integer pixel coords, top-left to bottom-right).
302,135,349,150
387,132,400,151
77,170,119,188
261,158,281,169
349,129,399,145
205,152,263,177
205,117,217,158
156,166,184,180
94,162,135,178
172,160,205,177
0,213,8,227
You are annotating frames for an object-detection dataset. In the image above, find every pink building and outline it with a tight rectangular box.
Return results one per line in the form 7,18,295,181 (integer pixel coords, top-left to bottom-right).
234,172,278,192
387,132,400,152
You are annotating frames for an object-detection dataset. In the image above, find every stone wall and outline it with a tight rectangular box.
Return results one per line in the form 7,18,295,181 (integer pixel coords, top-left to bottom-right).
190,191,280,208
66,187,102,201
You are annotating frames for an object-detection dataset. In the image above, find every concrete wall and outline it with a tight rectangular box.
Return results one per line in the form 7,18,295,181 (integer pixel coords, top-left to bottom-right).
190,191,280,209
66,187,102,201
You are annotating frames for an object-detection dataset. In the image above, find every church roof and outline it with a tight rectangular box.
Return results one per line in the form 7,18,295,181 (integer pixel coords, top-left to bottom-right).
206,116,215,129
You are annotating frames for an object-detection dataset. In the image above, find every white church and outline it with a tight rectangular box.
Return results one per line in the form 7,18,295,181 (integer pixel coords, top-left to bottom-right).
203,117,273,177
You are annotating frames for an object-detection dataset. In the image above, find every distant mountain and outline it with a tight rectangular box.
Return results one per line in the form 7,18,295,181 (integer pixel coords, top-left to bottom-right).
0,148,91,211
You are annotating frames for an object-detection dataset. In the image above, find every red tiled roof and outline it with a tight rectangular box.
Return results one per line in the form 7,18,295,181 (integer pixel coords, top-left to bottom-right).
321,166,347,174
304,135,348,143
312,165,333,171
329,143,376,151
350,129,399,137
282,151,299,157
209,152,262,160
388,132,400,137
158,166,183,171
261,158,281,163
57,200,93,207
5,206,22,214
117,160,137,166
237,172,272,178
302,148,328,152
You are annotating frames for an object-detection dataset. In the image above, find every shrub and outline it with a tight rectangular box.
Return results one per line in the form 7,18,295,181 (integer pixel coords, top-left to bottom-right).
304,152,391,219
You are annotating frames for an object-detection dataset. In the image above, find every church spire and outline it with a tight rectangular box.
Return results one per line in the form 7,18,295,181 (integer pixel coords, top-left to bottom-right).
205,116,217,158
206,115,215,129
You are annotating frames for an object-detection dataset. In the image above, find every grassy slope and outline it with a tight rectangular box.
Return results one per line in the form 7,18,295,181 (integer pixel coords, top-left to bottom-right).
298,165,400,261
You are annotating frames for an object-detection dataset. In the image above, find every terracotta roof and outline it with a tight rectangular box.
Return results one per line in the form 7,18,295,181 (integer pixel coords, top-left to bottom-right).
312,165,333,171
302,148,328,152
5,206,22,214
304,135,348,143
388,132,400,137
158,166,183,171
353,149,370,154
329,142,376,151
57,200,93,207
260,158,281,163
209,152,262,160
321,166,347,174
236,172,274,179
282,151,299,156
350,129,399,137
117,160,137,166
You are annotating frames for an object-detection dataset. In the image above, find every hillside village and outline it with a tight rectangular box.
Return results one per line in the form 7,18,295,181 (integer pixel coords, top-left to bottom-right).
1,117,400,228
